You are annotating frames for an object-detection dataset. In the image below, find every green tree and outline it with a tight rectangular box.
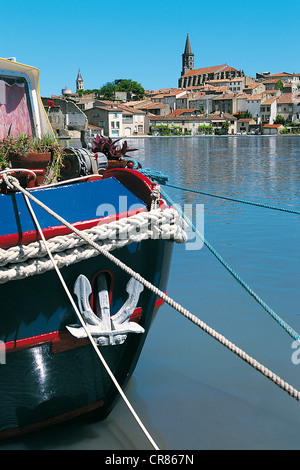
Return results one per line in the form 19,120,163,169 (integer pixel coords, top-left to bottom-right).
77,89,101,97
222,121,230,134
198,124,213,135
99,79,145,100
274,114,286,125
275,79,284,91
235,110,252,119
98,82,115,100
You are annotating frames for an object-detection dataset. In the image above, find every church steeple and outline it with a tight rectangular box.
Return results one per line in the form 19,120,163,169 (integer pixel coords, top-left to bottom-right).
76,69,84,92
181,34,194,76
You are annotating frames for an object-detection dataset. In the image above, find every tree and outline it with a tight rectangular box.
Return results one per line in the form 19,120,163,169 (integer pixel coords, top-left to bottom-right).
275,80,284,91
274,114,286,125
235,110,252,120
98,82,115,100
77,89,101,97
99,79,145,100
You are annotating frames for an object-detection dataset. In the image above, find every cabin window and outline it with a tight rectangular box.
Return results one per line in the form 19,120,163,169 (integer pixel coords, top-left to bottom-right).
0,76,34,140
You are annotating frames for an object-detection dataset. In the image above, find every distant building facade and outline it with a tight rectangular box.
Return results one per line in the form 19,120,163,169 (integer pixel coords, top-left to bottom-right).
178,34,244,88
42,97,87,138
84,102,147,137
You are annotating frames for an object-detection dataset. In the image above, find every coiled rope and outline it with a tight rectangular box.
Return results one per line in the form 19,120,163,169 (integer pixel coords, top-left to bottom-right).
3,172,300,407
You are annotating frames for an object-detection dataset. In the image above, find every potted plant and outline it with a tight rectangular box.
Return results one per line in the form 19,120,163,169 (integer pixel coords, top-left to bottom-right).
92,135,137,168
0,134,64,184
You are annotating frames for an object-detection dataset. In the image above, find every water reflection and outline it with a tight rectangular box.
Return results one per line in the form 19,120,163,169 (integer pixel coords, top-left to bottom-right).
127,136,300,205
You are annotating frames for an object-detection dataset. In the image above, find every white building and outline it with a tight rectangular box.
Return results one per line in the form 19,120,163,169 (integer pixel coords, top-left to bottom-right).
247,94,266,120
260,97,278,124
84,103,146,137
236,93,250,113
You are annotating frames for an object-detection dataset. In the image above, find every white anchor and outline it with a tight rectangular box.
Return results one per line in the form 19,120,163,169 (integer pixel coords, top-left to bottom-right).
66,273,145,346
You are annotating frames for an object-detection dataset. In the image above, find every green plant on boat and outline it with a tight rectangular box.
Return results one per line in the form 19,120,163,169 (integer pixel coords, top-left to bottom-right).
0,134,64,181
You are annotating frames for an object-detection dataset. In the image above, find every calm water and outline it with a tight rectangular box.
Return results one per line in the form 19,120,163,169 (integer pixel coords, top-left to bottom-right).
2,135,300,450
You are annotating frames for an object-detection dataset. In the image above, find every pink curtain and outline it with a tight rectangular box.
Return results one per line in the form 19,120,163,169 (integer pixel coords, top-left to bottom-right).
0,81,33,139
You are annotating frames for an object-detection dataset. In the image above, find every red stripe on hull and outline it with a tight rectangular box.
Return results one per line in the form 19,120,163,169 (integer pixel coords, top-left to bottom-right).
4,297,165,354
0,207,147,249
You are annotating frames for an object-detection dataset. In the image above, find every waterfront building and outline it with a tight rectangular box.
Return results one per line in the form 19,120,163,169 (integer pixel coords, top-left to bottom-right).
86,123,104,139
237,118,257,134
262,124,284,134
147,113,236,136
84,103,146,137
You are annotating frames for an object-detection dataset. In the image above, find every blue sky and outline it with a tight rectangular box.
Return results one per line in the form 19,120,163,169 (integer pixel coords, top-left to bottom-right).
1,0,299,97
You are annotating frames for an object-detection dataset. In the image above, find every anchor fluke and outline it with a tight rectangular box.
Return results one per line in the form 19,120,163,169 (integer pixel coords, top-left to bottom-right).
66,273,144,345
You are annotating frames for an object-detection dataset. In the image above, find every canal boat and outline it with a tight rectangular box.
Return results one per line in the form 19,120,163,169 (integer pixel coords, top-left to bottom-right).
0,58,186,438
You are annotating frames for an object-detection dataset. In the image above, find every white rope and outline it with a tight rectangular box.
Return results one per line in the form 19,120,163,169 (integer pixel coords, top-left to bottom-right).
0,208,187,284
4,174,300,404
23,192,160,451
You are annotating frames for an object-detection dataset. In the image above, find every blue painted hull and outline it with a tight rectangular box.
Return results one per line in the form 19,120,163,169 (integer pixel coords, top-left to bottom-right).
0,174,174,437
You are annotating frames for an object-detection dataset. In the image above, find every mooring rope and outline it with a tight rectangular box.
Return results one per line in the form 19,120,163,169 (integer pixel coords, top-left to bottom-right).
138,167,300,342
22,190,160,451
3,172,300,405
160,186,300,343
138,165,300,216
163,181,300,215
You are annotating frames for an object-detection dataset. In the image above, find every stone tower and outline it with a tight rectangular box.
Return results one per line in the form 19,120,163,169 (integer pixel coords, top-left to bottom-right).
76,69,84,92
181,34,194,76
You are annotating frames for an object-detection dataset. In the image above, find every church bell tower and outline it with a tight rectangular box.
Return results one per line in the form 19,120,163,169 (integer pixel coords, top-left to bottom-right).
76,69,84,92
181,34,194,76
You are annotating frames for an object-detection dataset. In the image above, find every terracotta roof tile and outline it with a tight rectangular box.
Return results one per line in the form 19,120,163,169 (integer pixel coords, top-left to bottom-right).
182,64,237,78
268,73,292,78
261,97,277,105
138,101,168,109
213,93,236,100
244,83,260,89
167,108,200,116
277,93,295,103
247,94,264,101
